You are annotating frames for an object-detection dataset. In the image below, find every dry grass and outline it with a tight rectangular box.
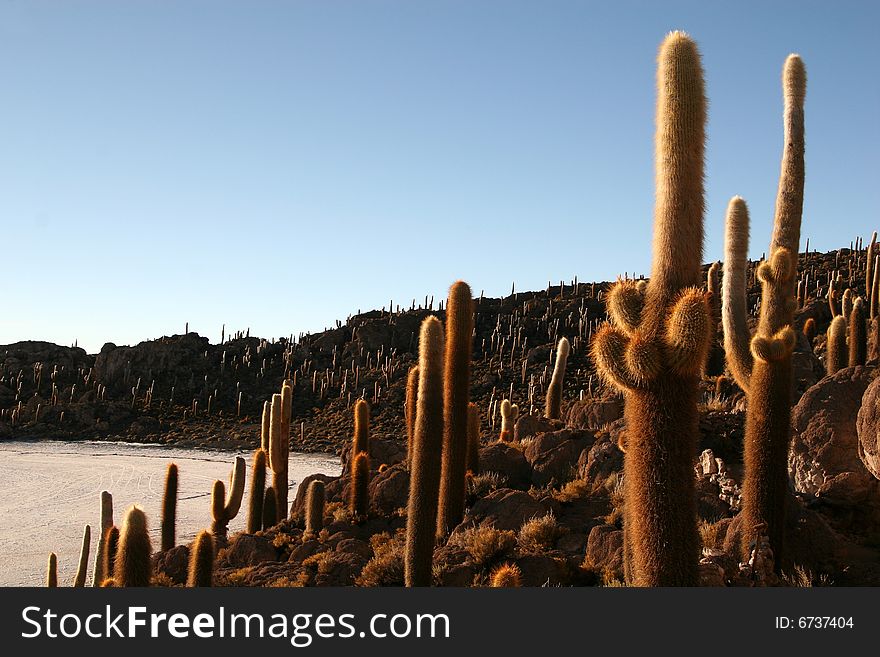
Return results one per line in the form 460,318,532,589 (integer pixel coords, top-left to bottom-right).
150,572,178,587
217,566,253,586
268,571,310,587
468,472,507,497
604,473,625,525
698,519,723,550
517,513,562,553
554,477,589,503
302,549,333,574
782,564,833,587
448,525,516,567
326,501,354,524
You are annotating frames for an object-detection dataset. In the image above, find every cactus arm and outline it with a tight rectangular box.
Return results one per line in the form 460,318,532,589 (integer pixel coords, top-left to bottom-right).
224,456,246,519
73,524,91,587
721,196,754,393
664,288,712,377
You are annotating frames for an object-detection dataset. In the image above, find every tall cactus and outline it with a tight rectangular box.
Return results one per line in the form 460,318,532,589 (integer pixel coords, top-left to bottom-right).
350,452,370,519
353,399,370,456
247,448,267,533
437,281,474,536
545,337,570,420
721,54,806,568
260,400,270,452
405,365,419,468
305,479,325,535
405,316,445,587
866,232,877,317
46,553,57,587
210,456,246,540
848,298,867,367
161,462,178,551
186,530,214,587
268,391,289,522
114,506,152,587
102,526,119,585
92,490,113,586
73,524,91,587
591,32,710,586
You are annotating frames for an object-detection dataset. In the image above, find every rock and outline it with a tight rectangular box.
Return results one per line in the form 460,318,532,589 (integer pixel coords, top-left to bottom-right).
335,538,373,559
478,443,531,490
223,534,278,568
290,473,338,520
584,525,623,575
700,449,718,475
289,539,324,563
576,434,623,486
698,560,727,587
522,428,593,487
153,544,189,584
514,414,560,442
460,489,552,532
565,394,624,431
789,366,877,504
341,436,407,475
313,551,369,586
368,463,409,514
513,554,569,586
857,375,880,480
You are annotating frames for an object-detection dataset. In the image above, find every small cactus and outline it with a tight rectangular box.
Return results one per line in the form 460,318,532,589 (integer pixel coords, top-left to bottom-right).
544,337,570,420
490,562,522,587
802,317,816,342
260,400,270,452
102,526,120,585
849,298,867,367
114,506,152,587
46,553,57,587
210,456,246,540
499,399,518,441
92,490,113,586
247,449,267,533
186,530,214,587
305,479,325,535
161,462,178,551
73,524,91,587
826,316,847,375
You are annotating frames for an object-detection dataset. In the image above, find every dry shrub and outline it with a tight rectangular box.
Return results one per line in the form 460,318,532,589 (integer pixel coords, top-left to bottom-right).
217,566,253,587
490,562,522,587
448,525,516,567
698,519,723,550
554,478,589,503
517,513,562,553
268,571,310,587
357,532,405,587
782,564,833,587
468,472,507,497
150,572,178,587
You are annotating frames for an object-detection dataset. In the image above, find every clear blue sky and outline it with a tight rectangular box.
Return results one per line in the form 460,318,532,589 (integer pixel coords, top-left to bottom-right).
1,1,877,353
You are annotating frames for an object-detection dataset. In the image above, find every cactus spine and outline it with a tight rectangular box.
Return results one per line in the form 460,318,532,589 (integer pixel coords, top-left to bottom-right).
405,316,445,587
437,281,474,536
73,524,91,587
849,298,867,367
186,530,214,587
466,402,480,475
92,490,113,586
161,462,178,551
114,506,152,587
211,456,246,540
405,365,419,468
268,390,289,522
722,54,806,568
305,479,325,535
350,451,370,518
592,32,710,586
490,563,522,587
545,337,570,420
247,448,267,533
46,552,57,587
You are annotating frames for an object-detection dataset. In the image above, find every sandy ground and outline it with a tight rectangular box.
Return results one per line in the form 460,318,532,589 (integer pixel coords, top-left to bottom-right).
0,440,340,586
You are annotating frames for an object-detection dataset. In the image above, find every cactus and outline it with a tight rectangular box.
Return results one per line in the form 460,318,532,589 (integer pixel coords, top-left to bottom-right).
842,288,854,321
92,490,113,586
353,398,370,456
490,563,522,587
802,317,817,342
350,452,370,519
867,232,877,316
872,254,880,320
247,448,267,533
305,479,325,535
161,462,178,551
591,32,709,586
721,54,806,568
262,487,277,531
186,530,214,587
268,392,289,522
437,281,474,536
849,298,867,367
260,400,270,452
827,316,847,375
46,552,57,587
114,506,152,587
211,456,246,540
405,365,419,468
405,316,445,587
102,526,119,585
466,402,480,475
545,337,570,420
828,274,843,317
499,399,518,441
73,524,91,587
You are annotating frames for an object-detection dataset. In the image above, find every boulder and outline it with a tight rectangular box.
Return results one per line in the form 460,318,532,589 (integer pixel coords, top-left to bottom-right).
153,544,190,584
857,375,880,480
478,443,531,490
584,525,623,575
514,414,560,442
576,434,623,486
460,489,552,532
290,473,338,520
789,366,877,504
522,429,594,487
341,436,406,475
565,394,624,431
223,534,278,568
368,463,409,513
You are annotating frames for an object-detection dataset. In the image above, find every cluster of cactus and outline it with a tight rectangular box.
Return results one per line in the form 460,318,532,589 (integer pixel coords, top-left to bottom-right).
592,32,711,586
267,381,292,523
498,398,518,441
721,54,806,569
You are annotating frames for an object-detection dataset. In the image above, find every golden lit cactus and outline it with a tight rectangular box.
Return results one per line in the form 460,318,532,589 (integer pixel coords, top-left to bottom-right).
161,462,178,551
867,232,877,312
73,524,91,587
350,451,370,519
405,365,419,468
590,32,709,586
92,490,113,586
721,54,806,569
353,399,370,456
802,317,817,342
842,288,853,322
210,456,246,540
186,530,214,587
114,506,151,587
490,563,522,587
438,281,474,536
405,316,445,587
848,298,867,367
260,400,270,452
268,391,289,522
305,479,325,535
247,448,267,533
466,402,480,475
545,337,570,420
828,274,843,317
102,526,119,585
262,487,277,531
46,553,57,587
499,399,518,441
